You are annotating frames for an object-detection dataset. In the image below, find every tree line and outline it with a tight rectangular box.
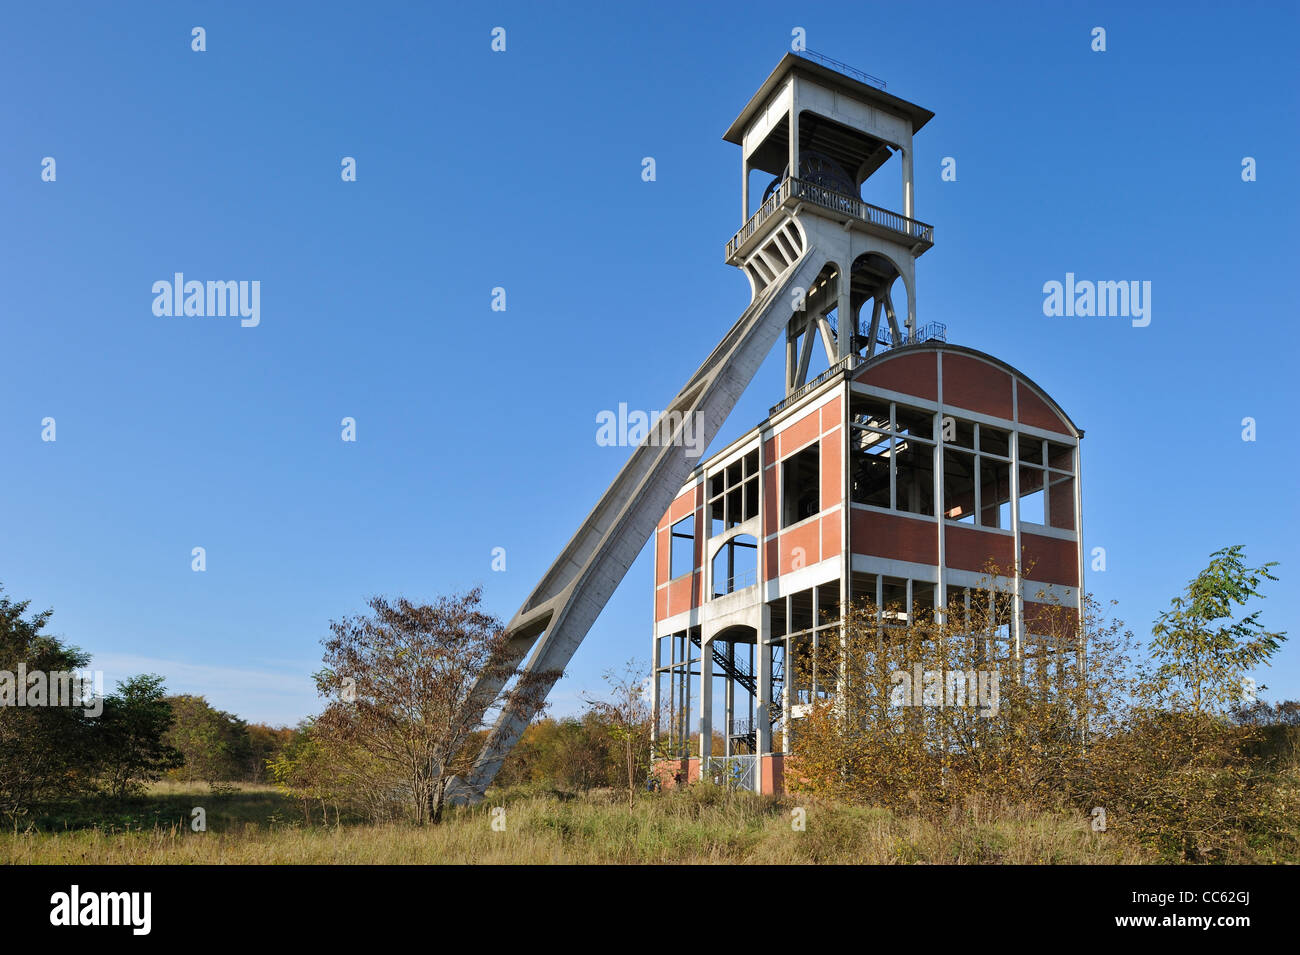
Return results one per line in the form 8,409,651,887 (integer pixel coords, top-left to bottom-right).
1,584,298,814
4,545,1295,863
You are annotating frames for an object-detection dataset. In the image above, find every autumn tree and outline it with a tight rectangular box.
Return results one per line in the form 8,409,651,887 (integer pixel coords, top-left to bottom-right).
785,567,1135,814
584,661,654,807
496,715,615,791
163,695,253,784
314,587,554,824
245,723,295,782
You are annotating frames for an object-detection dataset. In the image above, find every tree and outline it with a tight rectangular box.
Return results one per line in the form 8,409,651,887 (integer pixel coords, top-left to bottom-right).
0,585,98,812
270,720,405,825
584,661,654,808
785,569,1135,814
1149,545,1286,715
245,723,295,782
496,716,614,791
163,695,253,784
1089,547,1295,861
96,675,183,797
314,588,555,824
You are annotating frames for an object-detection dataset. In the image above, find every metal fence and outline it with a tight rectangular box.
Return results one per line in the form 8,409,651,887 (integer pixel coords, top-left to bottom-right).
702,755,758,792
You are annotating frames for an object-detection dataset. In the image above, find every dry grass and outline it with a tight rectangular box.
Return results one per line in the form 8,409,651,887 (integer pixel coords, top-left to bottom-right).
2,783,1150,864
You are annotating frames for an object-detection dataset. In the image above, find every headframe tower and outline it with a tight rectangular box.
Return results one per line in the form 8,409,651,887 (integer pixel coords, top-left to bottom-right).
448,53,939,802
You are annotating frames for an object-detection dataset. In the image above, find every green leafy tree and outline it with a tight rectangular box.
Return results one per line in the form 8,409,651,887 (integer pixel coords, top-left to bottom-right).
1088,549,1292,861
96,675,184,797
1150,546,1286,715
0,585,97,812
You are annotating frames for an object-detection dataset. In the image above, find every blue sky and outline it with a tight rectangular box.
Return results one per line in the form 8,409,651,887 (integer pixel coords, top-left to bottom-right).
2,1,1297,725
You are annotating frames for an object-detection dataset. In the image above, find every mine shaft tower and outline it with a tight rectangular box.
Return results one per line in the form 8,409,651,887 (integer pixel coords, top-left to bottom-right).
449,52,1084,801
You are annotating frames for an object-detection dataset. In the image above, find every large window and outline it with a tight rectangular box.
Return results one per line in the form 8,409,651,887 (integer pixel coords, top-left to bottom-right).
850,397,936,516
942,417,1013,529
669,515,695,578
654,627,700,757
766,584,842,725
781,444,820,527
1018,436,1076,530
852,572,938,624
712,534,758,596
708,450,760,535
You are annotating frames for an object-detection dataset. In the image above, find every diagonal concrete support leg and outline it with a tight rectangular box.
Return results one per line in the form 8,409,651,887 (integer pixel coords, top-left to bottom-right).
446,248,824,803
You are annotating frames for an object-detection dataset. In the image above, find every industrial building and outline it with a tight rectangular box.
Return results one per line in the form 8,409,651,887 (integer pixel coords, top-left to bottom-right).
649,53,1084,793
449,52,1082,803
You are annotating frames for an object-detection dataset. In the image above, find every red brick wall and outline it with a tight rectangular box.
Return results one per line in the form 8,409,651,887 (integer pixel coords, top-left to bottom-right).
856,350,938,400
1021,532,1079,587
852,509,939,564
1017,381,1072,436
943,353,1013,420
945,524,1014,574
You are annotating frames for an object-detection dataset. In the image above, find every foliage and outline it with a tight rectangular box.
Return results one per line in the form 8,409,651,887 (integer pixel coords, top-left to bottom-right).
1149,545,1285,715
163,695,253,784
245,723,295,782
97,675,183,797
266,720,404,825
784,550,1296,862
785,568,1135,814
0,585,98,812
583,661,655,808
314,587,556,824
496,715,616,791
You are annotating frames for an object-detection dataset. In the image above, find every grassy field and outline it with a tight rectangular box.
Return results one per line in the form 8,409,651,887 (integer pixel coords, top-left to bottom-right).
2,782,1152,864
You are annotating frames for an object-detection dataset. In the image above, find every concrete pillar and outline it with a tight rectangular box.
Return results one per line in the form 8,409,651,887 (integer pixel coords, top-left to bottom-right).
934,405,946,614
1009,408,1023,684
699,636,713,766
789,88,800,184
901,145,914,219
907,272,917,338
757,595,772,757
782,595,793,750
786,325,797,393
742,157,750,223
724,642,735,757
836,266,853,358
650,629,660,749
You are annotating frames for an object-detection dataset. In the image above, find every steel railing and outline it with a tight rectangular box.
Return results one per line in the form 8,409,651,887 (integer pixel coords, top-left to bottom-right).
796,50,886,90
726,177,933,261
770,354,859,417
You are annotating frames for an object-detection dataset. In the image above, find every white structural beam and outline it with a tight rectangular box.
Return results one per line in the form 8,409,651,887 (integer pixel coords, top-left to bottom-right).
446,249,825,803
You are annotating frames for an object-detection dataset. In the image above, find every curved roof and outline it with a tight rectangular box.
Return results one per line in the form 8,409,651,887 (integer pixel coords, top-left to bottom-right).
856,341,1084,438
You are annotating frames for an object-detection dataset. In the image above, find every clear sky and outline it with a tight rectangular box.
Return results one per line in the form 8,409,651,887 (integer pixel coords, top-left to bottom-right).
3,1,1297,725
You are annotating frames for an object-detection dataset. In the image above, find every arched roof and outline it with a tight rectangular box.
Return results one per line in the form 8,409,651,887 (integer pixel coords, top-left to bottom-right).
855,342,1083,438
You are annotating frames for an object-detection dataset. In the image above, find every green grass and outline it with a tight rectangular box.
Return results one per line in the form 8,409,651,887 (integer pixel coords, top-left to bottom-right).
2,783,1152,864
